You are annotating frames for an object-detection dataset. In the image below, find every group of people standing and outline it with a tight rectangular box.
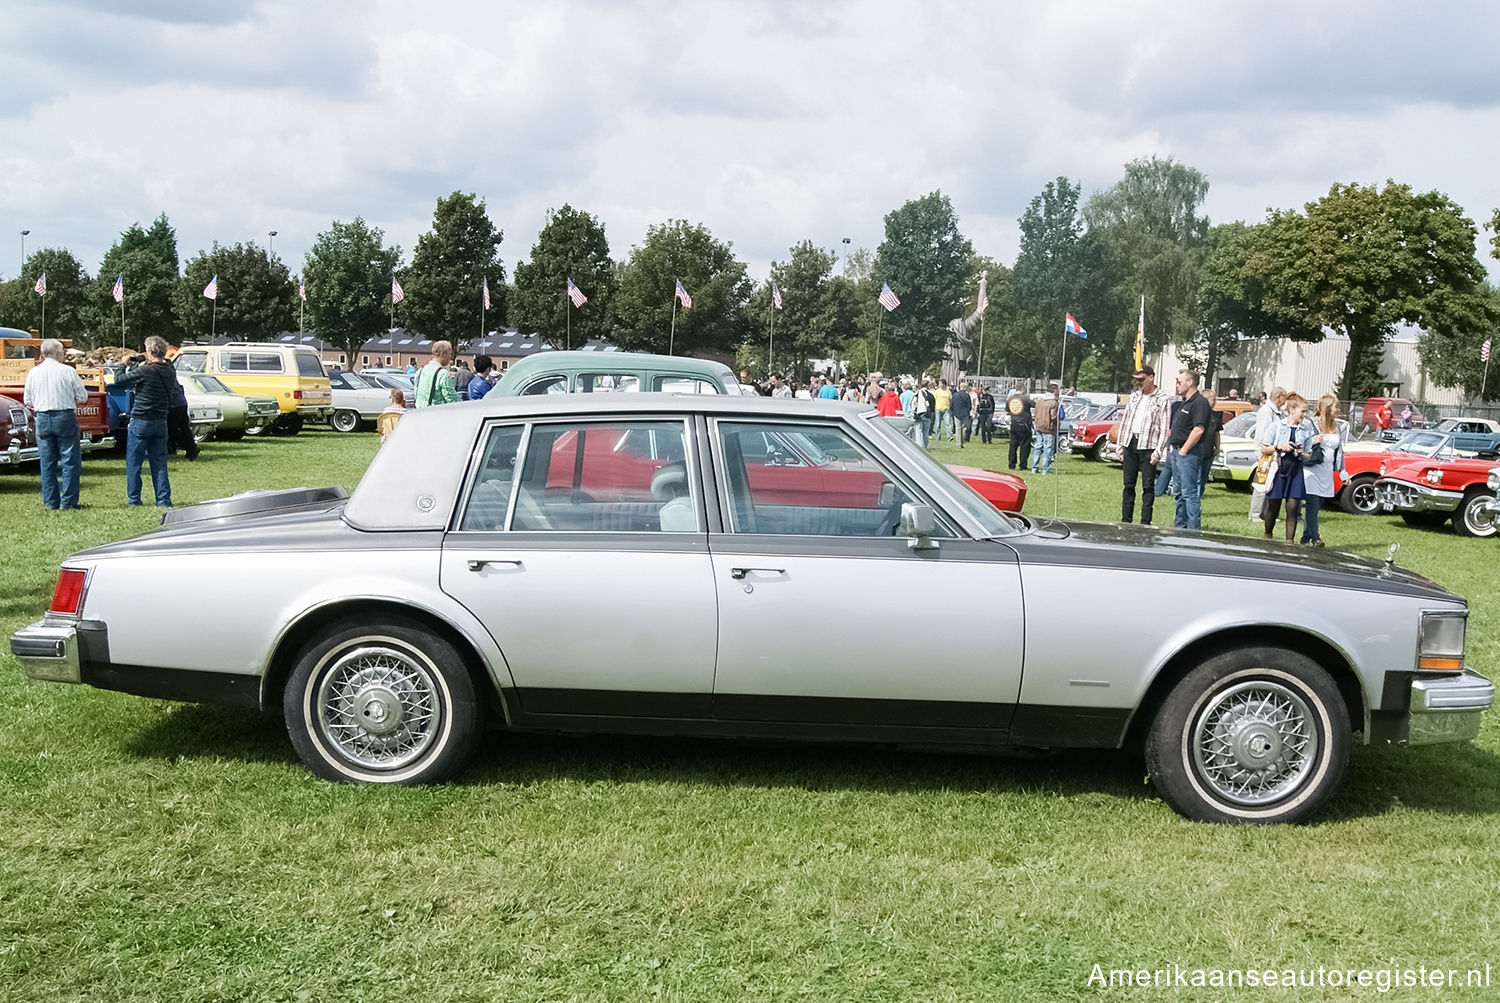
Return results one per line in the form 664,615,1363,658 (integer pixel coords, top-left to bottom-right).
1251,387,1348,545
1117,364,1218,530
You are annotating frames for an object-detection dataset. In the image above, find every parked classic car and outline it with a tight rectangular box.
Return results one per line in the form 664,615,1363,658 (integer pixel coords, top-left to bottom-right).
359,372,416,409
1374,454,1500,537
177,373,280,440
10,395,1493,824
1339,431,1469,515
328,370,395,432
173,343,332,435
0,393,37,466
1066,404,1123,460
491,350,739,397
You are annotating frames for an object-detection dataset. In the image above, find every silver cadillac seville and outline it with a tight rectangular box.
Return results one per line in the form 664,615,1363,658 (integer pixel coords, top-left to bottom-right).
10,394,1494,823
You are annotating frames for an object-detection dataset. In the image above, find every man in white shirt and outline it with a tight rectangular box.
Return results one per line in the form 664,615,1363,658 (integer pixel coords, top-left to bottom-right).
22,339,89,510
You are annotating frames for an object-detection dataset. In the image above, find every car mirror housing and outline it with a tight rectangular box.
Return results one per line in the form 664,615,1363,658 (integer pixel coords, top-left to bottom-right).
899,503,938,550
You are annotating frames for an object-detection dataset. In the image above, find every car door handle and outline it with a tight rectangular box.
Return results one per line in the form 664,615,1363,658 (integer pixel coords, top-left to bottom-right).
730,567,785,579
467,558,523,572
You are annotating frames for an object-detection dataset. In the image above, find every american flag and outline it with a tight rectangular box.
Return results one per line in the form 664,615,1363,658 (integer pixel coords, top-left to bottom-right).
112,274,124,303
976,272,988,314
298,276,306,302
1484,338,1492,364
391,278,404,304
202,274,218,300
675,279,692,308
33,272,46,296
771,281,782,310
878,283,899,311
567,278,587,307
482,277,491,311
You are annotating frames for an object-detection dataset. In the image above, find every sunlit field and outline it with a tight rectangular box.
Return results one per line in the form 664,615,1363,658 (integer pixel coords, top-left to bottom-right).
1,426,1497,1002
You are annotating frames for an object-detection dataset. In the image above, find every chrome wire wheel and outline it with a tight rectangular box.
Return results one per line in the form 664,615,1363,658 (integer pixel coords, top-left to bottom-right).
1190,680,1315,806
315,645,440,770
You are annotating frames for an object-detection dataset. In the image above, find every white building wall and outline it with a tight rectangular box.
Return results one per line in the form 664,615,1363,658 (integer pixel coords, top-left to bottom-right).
1154,332,1462,406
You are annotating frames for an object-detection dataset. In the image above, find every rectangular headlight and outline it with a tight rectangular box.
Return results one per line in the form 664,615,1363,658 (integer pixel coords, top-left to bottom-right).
1418,612,1466,672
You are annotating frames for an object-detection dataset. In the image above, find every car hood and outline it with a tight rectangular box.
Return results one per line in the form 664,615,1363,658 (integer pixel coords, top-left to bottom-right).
1006,517,1457,600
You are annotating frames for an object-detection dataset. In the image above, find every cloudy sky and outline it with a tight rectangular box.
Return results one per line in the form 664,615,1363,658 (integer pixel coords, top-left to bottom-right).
4,0,1499,285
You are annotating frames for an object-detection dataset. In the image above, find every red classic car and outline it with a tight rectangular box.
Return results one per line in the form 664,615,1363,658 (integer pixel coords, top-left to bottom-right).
1374,453,1500,537
1335,430,1475,515
1065,405,1122,460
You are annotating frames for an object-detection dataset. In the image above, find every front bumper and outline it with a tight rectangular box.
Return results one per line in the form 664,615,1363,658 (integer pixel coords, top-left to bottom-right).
1375,478,1463,514
0,443,39,465
10,620,84,683
1408,669,1494,746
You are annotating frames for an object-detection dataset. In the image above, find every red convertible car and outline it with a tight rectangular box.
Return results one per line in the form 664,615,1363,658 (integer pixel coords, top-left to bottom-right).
1374,453,1500,537
1337,431,1470,515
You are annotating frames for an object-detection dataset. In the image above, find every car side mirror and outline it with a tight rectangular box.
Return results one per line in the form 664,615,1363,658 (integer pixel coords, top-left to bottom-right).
898,503,938,550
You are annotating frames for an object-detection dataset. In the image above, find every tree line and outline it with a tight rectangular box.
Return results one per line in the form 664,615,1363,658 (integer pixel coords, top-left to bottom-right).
3,160,1498,399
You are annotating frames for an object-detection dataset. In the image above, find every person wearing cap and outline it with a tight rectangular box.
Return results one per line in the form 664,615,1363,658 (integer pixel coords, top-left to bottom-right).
1116,364,1171,523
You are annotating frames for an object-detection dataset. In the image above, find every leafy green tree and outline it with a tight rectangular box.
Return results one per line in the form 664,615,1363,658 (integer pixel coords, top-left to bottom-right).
511,204,616,348
94,214,181,348
1247,181,1496,400
613,220,751,356
1083,157,1210,383
301,218,403,363
1417,285,1500,401
1010,178,1095,380
743,240,856,379
4,247,92,342
401,192,506,350
1188,221,1323,382
868,191,973,374
175,243,296,342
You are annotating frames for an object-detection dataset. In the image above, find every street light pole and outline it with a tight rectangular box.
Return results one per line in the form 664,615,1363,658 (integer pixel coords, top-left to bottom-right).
841,237,850,276
20,229,30,272
268,230,277,259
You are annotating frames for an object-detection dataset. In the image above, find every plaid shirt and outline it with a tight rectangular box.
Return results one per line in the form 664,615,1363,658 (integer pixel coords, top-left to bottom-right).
1117,389,1171,452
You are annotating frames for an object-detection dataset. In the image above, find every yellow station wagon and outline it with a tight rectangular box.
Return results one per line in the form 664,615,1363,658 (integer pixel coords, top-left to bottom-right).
174,343,332,435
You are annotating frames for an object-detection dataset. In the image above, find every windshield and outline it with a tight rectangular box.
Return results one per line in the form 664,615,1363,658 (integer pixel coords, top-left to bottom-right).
1389,431,1451,457
339,371,372,389
1224,412,1258,436
862,413,1020,537
192,375,233,394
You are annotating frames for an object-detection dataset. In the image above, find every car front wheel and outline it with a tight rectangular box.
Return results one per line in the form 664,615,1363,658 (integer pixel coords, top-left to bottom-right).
1454,490,1498,538
1340,475,1378,515
1145,647,1347,824
284,617,480,784
330,409,361,434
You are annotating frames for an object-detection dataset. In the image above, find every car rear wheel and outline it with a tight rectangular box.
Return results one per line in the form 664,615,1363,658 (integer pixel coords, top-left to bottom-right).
271,414,304,436
1340,475,1378,515
330,409,361,434
284,617,480,784
1454,491,1498,538
1145,647,1347,824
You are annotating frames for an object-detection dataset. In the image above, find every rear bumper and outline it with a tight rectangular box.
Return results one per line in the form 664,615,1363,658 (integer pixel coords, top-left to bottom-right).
10,619,85,683
1375,478,1463,514
1408,669,1494,746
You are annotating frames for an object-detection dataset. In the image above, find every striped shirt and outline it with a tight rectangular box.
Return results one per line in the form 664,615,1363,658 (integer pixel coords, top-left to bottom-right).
1116,389,1171,452
22,358,88,413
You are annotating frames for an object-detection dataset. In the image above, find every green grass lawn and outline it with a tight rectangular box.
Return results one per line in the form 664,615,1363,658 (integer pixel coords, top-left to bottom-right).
2,428,1498,1002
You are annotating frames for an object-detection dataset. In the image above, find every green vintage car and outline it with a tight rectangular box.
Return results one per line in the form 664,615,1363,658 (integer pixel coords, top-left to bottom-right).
177,373,281,440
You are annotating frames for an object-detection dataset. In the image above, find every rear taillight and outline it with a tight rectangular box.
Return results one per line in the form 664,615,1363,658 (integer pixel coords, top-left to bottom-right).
49,568,87,617
292,389,304,399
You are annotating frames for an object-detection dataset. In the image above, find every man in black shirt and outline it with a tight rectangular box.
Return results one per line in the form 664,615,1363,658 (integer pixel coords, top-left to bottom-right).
1165,368,1210,529
1006,386,1033,469
114,335,176,506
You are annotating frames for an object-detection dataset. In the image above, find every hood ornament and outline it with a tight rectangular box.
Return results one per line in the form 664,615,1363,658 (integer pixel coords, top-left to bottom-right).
1385,542,1400,570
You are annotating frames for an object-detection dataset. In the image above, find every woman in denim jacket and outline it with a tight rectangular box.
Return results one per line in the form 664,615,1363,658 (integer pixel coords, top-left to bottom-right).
1300,394,1348,546
1260,392,1319,542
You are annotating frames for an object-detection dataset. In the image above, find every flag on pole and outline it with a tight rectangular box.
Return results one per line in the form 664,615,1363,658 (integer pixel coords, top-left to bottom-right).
202,274,218,300
567,278,587,307
1134,295,1146,372
482,277,491,311
112,274,124,303
33,272,46,296
976,273,988,314
1064,312,1087,338
1484,338,1492,363
771,281,783,310
298,276,306,302
675,279,692,308
878,283,900,311
391,278,405,304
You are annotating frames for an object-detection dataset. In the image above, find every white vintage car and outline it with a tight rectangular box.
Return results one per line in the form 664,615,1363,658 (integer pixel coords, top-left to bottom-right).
10,395,1493,823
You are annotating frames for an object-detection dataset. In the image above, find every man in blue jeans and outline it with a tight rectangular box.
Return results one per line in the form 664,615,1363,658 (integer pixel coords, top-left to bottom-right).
22,338,89,509
1165,368,1211,529
114,335,176,507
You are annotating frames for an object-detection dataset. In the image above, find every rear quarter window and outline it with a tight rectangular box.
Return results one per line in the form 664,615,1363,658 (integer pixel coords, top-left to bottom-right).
295,352,325,377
